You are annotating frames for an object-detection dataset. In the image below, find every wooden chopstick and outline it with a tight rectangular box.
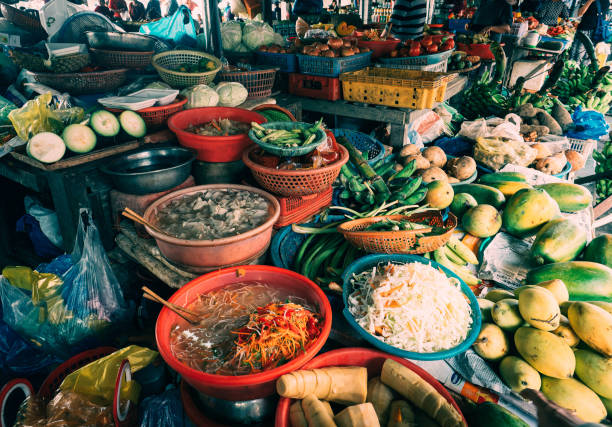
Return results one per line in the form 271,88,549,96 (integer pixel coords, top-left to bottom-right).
121,208,165,235
142,286,199,317
142,287,199,324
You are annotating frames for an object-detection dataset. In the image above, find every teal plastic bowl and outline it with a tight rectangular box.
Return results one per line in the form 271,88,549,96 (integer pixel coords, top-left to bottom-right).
248,121,326,157
341,253,482,360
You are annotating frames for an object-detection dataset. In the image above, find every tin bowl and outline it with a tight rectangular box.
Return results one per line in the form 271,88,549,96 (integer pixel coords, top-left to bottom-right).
85,31,155,51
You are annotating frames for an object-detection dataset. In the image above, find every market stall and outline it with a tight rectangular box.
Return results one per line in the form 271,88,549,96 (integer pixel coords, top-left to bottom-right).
1,0,612,426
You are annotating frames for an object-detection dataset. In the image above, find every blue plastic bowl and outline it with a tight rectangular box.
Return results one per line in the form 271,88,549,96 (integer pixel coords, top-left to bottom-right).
249,121,326,157
341,253,482,360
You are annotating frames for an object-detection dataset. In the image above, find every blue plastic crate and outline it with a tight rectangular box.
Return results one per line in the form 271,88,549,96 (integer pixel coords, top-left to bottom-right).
331,128,385,165
296,51,372,78
378,49,454,66
255,51,298,73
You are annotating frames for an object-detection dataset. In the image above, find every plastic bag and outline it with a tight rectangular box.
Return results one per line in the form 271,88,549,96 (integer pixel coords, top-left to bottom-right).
0,95,16,125
458,114,523,142
139,6,197,47
7,93,84,141
0,211,129,358
139,387,194,427
0,321,60,378
407,110,449,144
24,196,63,249
60,345,158,405
474,136,537,171
14,391,114,427
566,106,610,140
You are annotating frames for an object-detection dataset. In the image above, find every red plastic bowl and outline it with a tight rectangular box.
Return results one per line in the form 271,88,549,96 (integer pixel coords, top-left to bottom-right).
155,265,332,401
167,107,266,162
357,38,401,59
274,347,467,427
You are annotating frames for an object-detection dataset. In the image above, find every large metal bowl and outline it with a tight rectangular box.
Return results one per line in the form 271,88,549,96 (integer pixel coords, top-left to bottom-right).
101,147,196,195
85,31,155,51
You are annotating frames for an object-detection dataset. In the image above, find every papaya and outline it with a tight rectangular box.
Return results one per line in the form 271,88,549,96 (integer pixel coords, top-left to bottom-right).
568,302,612,356
502,188,560,238
535,183,593,213
583,234,612,268
483,181,531,197
452,184,505,209
499,356,541,393
478,172,527,185
526,261,612,302
450,193,478,218
518,287,560,331
541,376,607,423
462,204,502,238
514,326,575,378
425,180,454,209
530,218,587,265
468,401,529,427
575,348,612,399
514,279,569,303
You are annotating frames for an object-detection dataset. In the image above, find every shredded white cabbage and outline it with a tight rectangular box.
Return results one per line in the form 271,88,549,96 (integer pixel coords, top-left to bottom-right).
347,262,473,353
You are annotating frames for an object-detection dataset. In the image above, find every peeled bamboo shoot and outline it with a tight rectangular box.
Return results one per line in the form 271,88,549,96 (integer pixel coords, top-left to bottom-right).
302,394,337,427
367,377,395,425
387,400,415,427
334,403,381,427
290,401,308,427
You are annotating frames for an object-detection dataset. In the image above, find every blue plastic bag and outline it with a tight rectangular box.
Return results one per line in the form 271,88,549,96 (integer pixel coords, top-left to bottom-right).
566,106,610,140
16,214,63,259
139,6,197,47
0,210,130,358
0,321,59,379
138,387,195,427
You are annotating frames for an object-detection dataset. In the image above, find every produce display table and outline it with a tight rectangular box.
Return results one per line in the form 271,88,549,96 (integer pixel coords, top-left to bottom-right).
276,74,468,146
503,38,568,87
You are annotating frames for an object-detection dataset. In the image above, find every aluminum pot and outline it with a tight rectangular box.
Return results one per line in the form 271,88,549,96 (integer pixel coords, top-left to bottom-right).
143,184,280,269
101,147,196,195
85,31,156,51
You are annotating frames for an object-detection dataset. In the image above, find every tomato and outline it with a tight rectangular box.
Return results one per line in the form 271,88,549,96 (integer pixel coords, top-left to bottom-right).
426,44,439,54
441,39,455,51
420,36,433,47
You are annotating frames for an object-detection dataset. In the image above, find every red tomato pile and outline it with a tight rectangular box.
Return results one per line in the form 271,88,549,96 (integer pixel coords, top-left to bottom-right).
388,35,454,58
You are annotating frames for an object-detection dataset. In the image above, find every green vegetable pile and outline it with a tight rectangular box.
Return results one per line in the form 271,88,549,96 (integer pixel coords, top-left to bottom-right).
593,142,612,204
251,118,322,147
337,137,427,211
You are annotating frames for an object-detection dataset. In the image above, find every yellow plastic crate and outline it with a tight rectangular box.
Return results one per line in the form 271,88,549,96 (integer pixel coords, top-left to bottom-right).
339,67,455,110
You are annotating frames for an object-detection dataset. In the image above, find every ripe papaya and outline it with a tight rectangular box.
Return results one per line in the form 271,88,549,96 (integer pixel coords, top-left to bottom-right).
451,184,505,209
530,218,587,265
535,183,593,212
483,180,531,197
502,188,560,237
478,172,527,184
583,234,612,268
526,261,612,302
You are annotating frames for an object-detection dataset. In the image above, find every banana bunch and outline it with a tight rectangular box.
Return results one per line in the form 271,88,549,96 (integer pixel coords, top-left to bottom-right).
461,69,509,120
433,237,481,286
568,90,612,114
593,142,612,204
553,61,612,113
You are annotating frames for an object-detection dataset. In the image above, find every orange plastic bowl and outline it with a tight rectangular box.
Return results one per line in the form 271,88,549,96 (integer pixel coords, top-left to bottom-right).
167,107,266,162
155,265,332,401
274,347,467,427
357,38,401,59
143,184,280,270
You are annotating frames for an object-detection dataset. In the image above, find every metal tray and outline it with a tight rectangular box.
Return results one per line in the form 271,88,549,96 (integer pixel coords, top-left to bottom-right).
85,31,155,52
100,146,196,195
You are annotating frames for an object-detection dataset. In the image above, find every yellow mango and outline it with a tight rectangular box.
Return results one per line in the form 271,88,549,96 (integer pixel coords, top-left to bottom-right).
541,376,606,423
514,326,575,378
568,302,612,357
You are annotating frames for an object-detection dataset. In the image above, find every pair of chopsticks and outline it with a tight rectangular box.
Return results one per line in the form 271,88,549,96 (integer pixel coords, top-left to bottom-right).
121,207,166,235
142,286,199,325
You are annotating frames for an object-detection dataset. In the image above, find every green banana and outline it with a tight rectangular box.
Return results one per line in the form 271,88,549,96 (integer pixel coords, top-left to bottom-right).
444,246,468,266
433,247,481,287
447,236,479,265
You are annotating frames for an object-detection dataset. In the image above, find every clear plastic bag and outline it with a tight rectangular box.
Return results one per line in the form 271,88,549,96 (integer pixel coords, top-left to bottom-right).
139,387,193,427
474,136,537,171
0,210,129,358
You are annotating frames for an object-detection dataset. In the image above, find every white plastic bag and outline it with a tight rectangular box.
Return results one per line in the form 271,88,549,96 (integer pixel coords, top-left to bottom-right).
459,114,524,142
407,110,447,144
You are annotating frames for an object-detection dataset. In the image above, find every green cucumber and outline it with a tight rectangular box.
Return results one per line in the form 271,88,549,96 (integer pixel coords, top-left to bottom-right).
26,132,66,163
89,110,120,137
119,110,147,138
62,124,97,154
531,218,587,265
535,183,593,213
583,234,612,268
452,184,506,209
526,261,612,302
